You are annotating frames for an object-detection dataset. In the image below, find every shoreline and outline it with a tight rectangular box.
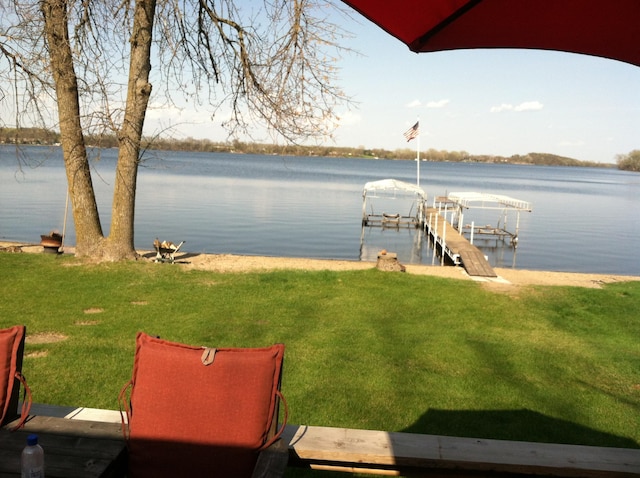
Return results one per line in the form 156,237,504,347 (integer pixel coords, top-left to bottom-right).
2,240,639,290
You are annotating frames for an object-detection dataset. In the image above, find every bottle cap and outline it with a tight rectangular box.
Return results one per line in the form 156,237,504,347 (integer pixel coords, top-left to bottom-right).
26,434,38,446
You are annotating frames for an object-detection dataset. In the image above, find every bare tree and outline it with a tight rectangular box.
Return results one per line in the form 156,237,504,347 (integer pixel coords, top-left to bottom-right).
1,0,351,260
616,150,640,172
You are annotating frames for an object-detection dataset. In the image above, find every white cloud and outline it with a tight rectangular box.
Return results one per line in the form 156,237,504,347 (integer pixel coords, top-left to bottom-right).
336,110,361,126
405,99,449,109
491,101,543,113
426,99,450,108
514,101,544,111
490,103,514,113
143,102,230,140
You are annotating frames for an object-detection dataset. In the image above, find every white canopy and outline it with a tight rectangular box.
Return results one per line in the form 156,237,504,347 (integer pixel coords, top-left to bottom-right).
362,179,426,199
362,179,427,226
447,192,532,211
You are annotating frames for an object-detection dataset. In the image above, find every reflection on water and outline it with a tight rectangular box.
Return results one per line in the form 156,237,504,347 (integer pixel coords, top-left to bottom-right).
360,226,429,264
1,145,639,275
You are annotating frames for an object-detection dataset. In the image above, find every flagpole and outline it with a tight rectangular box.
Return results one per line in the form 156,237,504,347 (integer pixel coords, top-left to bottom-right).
403,120,420,186
416,118,420,187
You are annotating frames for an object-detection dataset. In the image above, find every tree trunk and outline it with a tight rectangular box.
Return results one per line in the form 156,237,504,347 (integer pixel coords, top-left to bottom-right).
43,0,156,261
105,0,156,260
41,0,105,258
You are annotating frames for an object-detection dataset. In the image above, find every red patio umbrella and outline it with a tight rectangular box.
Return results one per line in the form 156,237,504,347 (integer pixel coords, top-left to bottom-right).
341,0,640,67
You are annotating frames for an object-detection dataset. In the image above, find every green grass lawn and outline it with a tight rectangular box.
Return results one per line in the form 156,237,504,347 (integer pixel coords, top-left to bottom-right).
1,252,639,458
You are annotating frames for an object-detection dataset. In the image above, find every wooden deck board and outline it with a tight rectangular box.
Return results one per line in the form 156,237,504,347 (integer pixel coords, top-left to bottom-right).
425,208,497,278
283,425,640,477
458,249,497,277
11,407,640,478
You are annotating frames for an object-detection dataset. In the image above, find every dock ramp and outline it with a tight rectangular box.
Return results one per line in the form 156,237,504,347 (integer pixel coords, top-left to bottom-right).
458,249,497,277
425,207,497,277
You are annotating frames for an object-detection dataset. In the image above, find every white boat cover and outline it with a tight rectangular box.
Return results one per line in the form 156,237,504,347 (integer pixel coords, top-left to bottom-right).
447,192,532,211
362,179,426,199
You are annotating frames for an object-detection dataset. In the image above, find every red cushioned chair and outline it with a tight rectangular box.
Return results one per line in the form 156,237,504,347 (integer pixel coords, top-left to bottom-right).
0,325,31,429
119,332,288,478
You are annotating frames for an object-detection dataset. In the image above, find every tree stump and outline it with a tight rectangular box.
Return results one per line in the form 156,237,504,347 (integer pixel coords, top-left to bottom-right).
376,251,406,272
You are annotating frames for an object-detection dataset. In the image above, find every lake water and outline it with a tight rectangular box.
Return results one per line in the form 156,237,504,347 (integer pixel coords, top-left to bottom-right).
1,145,639,275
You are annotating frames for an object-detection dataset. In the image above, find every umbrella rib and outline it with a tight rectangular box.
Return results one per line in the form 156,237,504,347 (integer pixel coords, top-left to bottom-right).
409,0,484,52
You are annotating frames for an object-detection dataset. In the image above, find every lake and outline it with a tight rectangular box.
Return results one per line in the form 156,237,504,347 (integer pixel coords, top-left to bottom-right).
1,145,638,275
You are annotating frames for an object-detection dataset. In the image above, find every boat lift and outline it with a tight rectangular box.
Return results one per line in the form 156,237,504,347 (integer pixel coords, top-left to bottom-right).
362,179,427,228
435,192,532,247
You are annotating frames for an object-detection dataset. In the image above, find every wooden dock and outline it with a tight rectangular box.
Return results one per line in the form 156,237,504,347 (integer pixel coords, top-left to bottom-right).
424,207,497,277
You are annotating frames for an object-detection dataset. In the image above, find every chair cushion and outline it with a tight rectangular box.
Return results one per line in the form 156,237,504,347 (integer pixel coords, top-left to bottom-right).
0,325,26,426
125,332,284,477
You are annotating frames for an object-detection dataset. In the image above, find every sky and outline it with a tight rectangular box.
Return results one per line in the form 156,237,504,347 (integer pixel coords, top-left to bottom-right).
144,3,640,165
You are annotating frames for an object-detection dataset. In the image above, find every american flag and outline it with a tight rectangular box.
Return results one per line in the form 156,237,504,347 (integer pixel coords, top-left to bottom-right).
403,122,419,142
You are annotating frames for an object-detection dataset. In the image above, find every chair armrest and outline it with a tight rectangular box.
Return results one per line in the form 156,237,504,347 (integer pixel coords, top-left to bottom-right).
251,438,289,478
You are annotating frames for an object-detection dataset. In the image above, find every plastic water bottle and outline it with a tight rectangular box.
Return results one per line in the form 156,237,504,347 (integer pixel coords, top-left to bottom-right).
21,434,45,478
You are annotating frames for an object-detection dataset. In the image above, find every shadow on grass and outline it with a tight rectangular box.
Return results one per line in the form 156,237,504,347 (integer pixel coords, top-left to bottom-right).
402,408,639,449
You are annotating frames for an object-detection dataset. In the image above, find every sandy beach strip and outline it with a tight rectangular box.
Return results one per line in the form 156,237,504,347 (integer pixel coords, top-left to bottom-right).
2,240,639,290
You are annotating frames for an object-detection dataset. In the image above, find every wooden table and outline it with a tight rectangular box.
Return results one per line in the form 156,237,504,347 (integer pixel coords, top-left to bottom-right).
0,415,126,478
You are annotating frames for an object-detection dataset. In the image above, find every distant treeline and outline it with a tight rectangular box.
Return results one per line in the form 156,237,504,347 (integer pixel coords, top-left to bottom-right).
0,127,59,145
1,127,633,170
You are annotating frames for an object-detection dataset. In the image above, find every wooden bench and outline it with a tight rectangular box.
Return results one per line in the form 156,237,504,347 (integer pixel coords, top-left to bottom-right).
282,425,640,477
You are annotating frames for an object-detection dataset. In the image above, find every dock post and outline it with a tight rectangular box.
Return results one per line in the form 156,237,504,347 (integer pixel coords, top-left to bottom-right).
470,221,475,245
442,204,449,266
441,213,446,266
432,213,438,263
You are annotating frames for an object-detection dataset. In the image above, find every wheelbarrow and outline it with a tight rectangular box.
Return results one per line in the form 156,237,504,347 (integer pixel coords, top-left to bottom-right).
153,239,185,263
